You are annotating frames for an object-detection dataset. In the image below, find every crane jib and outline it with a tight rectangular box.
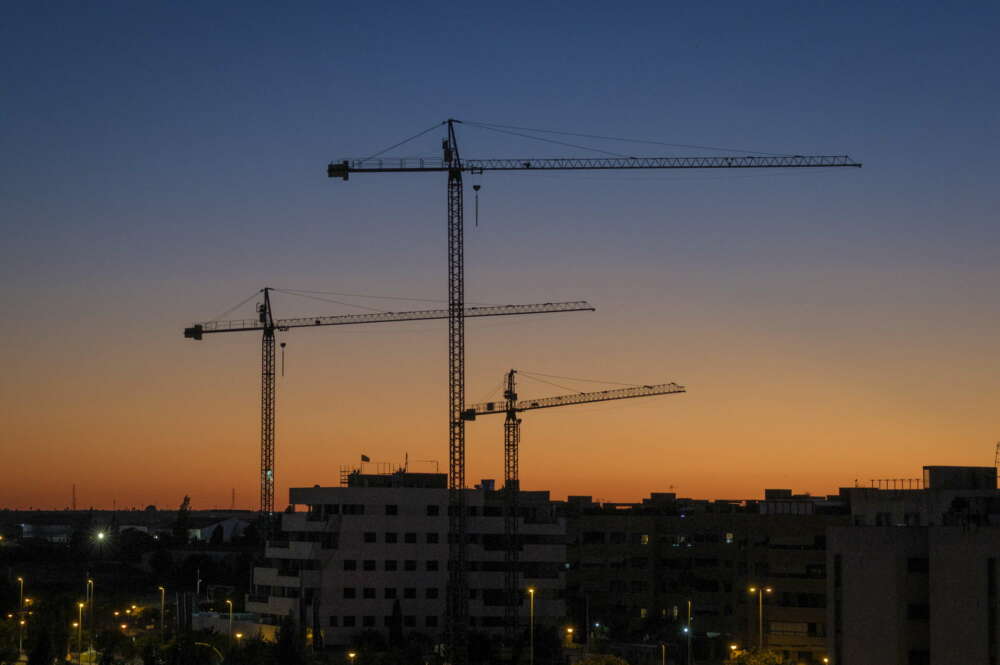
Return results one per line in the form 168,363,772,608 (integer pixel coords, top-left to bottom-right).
328,155,861,178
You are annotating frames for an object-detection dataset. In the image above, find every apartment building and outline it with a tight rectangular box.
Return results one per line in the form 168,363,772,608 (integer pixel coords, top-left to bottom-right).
247,471,566,647
564,490,848,665
828,465,1000,665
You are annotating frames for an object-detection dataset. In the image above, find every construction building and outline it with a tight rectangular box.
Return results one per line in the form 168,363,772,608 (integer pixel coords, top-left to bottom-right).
246,471,566,647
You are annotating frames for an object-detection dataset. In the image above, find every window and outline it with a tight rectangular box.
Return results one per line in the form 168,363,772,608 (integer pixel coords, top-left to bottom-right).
385,532,398,544
907,603,930,621
385,504,398,516
640,534,650,545
363,616,375,628
385,560,398,571
404,615,416,627
427,505,440,516
405,532,417,544
426,616,438,628
725,532,734,544
610,532,626,544
426,588,439,599
404,588,416,599
385,588,397,599
363,560,376,571
639,608,648,618
364,532,376,543
404,560,417,571
363,588,375,599
427,560,439,572
343,616,356,627
907,557,929,573
343,560,357,571
328,616,338,627
343,504,365,515
427,533,440,544
343,588,356,599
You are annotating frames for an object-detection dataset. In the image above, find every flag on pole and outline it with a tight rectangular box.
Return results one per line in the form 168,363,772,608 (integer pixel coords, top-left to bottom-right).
361,454,370,463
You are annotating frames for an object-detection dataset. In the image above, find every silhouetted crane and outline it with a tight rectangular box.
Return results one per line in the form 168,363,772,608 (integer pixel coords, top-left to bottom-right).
184,288,593,529
328,119,860,662
463,370,686,645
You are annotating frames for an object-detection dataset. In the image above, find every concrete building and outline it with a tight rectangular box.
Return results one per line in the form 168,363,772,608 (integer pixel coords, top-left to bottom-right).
828,465,1000,665
564,490,848,665
247,471,567,647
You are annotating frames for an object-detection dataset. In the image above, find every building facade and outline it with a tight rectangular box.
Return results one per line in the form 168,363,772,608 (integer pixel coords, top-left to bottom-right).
247,472,567,647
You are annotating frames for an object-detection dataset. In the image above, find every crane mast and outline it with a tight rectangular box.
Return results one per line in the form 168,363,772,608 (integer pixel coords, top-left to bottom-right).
259,288,277,523
327,119,859,664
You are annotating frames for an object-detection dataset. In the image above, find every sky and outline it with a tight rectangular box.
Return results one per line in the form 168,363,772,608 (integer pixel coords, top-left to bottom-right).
3,1,999,510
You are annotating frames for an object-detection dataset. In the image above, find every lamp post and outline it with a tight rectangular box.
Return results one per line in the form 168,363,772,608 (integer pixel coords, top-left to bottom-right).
158,586,166,638
226,600,233,642
528,587,536,665
748,586,772,650
16,577,23,656
347,651,357,665
78,602,85,658
660,642,667,665
686,599,692,665
86,578,95,653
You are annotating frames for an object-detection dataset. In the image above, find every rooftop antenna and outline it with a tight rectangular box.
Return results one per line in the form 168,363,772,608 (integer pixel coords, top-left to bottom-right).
72,484,77,511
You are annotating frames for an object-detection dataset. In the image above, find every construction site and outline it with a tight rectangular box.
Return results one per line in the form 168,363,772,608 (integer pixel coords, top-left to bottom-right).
177,120,862,664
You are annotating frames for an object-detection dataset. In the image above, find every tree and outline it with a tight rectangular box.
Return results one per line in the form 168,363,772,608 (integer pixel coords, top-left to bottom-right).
275,612,304,665
209,524,224,545
576,656,630,665
729,649,782,665
173,495,191,543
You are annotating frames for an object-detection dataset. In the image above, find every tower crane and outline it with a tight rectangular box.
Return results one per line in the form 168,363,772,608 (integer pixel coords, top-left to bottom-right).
327,118,861,663
184,288,594,528
462,370,686,646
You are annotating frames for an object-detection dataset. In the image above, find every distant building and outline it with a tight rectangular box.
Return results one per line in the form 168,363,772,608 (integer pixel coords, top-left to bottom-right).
828,465,1000,665
187,516,251,543
247,471,566,647
19,523,73,543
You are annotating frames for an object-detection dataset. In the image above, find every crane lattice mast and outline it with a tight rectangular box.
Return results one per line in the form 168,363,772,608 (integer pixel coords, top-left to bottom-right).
327,119,860,664
184,289,594,530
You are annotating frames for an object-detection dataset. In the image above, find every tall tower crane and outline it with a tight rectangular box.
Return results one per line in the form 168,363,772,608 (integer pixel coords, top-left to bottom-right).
327,119,861,663
184,288,594,527
462,370,686,646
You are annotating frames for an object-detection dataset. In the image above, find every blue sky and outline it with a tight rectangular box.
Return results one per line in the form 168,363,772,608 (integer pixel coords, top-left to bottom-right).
3,1,999,508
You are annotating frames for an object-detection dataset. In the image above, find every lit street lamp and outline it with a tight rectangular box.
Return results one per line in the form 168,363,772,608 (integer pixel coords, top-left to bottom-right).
528,587,536,665
226,600,234,641
748,586,773,649
86,578,95,653
158,586,166,638
347,651,357,665
77,602,85,657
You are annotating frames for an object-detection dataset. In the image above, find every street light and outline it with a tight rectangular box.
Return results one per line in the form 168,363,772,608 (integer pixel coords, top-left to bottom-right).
77,602,85,657
686,599,693,665
347,651,357,665
86,578,95,653
226,600,234,641
158,586,166,638
527,587,536,665
748,586,773,650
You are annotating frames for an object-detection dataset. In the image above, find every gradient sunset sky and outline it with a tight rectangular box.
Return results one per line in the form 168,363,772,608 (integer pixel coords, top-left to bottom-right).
3,2,999,510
